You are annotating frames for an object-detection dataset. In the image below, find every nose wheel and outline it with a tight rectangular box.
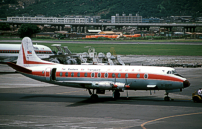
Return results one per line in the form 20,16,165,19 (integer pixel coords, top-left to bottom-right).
164,93,170,101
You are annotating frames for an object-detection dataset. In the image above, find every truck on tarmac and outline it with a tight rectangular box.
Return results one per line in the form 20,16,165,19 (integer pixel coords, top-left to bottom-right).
192,88,202,103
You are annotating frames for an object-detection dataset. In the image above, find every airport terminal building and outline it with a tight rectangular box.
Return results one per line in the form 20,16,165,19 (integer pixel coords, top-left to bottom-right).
111,14,142,23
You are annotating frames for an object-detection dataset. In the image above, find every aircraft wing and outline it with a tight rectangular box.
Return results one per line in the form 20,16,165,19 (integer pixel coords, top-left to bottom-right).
57,80,126,90
57,81,93,85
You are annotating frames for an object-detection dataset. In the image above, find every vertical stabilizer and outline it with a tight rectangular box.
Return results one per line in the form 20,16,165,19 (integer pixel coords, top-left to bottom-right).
17,37,55,67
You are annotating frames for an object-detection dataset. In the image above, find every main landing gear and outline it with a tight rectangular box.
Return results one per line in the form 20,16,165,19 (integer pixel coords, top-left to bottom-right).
88,89,98,100
164,93,170,101
88,89,121,100
113,90,120,99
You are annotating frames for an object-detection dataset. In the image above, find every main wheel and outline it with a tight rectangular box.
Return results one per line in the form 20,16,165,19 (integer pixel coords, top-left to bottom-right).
193,96,200,103
90,94,98,101
164,96,170,101
113,91,120,99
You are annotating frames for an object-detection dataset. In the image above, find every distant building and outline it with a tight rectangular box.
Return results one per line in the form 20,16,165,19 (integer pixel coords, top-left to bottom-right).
64,15,101,23
142,17,160,23
170,16,192,23
111,14,142,23
7,16,89,23
84,16,101,23
7,15,102,23
197,17,202,22
99,19,111,23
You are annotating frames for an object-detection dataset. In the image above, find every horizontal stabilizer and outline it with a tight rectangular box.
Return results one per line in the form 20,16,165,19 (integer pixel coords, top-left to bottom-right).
7,62,32,73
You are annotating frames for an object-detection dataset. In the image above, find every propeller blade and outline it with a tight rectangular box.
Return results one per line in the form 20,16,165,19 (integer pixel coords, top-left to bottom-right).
127,90,129,98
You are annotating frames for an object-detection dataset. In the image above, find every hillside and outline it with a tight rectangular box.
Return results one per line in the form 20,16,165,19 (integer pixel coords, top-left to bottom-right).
1,0,202,19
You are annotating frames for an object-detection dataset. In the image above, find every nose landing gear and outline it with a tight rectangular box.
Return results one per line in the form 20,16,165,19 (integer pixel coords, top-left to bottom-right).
164,93,170,101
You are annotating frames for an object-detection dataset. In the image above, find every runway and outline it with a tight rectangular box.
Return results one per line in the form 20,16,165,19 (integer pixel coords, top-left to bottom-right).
0,64,202,129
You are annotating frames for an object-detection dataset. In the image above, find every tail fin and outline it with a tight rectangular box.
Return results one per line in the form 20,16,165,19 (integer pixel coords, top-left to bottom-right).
17,37,55,67
62,46,72,54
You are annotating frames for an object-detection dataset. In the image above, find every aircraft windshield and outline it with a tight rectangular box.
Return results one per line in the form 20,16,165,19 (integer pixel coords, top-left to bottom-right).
167,70,176,74
167,69,183,77
172,70,177,74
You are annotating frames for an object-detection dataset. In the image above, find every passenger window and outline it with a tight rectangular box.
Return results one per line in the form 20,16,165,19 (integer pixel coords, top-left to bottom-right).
137,73,140,78
91,73,95,78
42,71,44,74
84,73,88,77
112,73,115,78
65,72,68,77
71,72,74,77
144,74,148,79
118,73,121,78
60,72,63,76
104,73,108,78
125,73,128,78
77,73,80,77
97,73,101,78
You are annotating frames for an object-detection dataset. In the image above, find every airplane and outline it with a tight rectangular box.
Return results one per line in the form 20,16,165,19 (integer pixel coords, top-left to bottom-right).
7,37,190,101
0,44,54,63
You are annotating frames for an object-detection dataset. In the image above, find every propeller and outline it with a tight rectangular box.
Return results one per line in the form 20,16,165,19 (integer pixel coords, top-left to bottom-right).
112,75,118,88
126,90,129,98
125,78,130,98
125,78,130,88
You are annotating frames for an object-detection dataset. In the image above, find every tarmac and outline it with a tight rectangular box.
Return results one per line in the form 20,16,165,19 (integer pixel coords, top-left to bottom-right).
0,60,202,129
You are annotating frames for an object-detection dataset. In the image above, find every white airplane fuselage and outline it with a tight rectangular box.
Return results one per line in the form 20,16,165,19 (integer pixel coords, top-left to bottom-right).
0,44,54,62
24,64,187,91
7,37,190,100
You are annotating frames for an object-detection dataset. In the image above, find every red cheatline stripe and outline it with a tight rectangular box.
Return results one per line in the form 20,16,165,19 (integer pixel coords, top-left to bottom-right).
0,50,52,53
0,50,19,53
31,71,184,82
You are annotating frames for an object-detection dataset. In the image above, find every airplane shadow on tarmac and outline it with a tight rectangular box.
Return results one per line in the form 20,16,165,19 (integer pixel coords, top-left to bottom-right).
0,93,200,108
66,96,198,107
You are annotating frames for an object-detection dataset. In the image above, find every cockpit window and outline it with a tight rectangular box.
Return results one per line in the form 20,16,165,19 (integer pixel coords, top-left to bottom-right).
166,69,183,77
172,70,176,74
167,71,171,74
167,70,177,75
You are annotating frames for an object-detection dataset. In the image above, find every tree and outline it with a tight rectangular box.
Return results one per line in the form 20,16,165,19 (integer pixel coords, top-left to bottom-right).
18,24,41,38
0,23,10,30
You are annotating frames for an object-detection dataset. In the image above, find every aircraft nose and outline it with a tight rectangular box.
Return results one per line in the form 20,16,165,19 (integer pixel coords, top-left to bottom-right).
183,80,190,88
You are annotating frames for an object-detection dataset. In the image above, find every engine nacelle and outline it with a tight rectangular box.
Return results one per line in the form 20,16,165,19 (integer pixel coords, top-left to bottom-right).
86,81,130,90
112,82,125,88
91,81,113,90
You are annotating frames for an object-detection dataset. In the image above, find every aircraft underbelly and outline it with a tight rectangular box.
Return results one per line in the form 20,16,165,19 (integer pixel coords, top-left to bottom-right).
130,79,183,90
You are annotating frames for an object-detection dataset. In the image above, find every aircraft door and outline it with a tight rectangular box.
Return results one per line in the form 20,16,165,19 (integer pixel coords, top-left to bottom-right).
51,68,57,81
45,67,51,81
